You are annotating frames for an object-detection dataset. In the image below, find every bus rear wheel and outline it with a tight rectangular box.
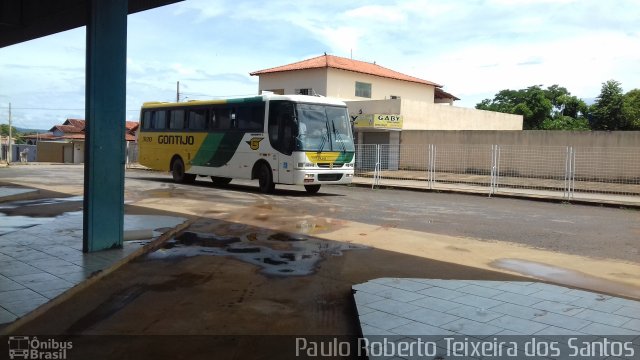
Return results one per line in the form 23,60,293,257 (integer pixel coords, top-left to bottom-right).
211,176,232,186
258,163,275,193
171,157,195,184
304,184,321,194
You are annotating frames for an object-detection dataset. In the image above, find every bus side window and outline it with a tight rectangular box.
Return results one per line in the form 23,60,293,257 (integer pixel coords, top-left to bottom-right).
251,104,266,132
153,111,167,130
209,108,217,129
169,109,185,130
217,107,232,129
237,104,264,132
142,111,152,130
230,108,237,129
188,109,206,130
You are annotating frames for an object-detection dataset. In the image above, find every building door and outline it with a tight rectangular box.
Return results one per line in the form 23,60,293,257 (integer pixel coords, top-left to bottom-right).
362,131,389,145
362,132,394,169
63,144,73,163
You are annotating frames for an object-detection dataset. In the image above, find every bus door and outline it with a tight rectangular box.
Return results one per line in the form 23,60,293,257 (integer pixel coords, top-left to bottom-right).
267,101,295,184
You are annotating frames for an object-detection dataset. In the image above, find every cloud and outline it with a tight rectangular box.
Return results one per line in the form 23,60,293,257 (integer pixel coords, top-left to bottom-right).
173,0,227,22
345,5,406,22
2,0,639,127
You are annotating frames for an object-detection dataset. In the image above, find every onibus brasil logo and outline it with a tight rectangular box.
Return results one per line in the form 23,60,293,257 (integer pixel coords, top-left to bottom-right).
8,336,72,359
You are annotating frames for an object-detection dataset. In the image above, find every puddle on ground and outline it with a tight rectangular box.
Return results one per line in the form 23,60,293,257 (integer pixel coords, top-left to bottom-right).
0,194,186,239
0,195,83,209
0,213,56,236
0,187,38,198
491,258,640,299
148,229,368,276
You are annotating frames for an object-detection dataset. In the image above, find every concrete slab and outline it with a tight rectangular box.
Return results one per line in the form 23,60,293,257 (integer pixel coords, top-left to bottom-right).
354,278,640,358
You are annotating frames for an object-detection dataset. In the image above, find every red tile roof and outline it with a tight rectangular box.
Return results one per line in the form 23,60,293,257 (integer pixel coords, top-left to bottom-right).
250,54,441,87
63,119,86,130
50,124,83,133
125,121,139,131
23,133,56,139
41,118,137,141
435,88,460,100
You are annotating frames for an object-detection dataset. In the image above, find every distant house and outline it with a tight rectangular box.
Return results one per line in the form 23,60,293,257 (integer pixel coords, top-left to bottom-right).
24,119,138,163
251,54,522,147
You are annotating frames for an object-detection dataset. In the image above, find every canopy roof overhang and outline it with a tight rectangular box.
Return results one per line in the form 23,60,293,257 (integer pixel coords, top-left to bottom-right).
0,0,181,48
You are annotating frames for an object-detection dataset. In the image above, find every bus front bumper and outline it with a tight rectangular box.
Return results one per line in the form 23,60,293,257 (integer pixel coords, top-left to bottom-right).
293,169,354,185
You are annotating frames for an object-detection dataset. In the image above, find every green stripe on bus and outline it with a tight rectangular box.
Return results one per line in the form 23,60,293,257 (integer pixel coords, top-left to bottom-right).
226,96,263,104
192,132,246,168
337,152,355,163
191,133,225,166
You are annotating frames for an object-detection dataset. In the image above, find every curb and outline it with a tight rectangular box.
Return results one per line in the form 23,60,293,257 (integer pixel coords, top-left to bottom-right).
349,182,640,210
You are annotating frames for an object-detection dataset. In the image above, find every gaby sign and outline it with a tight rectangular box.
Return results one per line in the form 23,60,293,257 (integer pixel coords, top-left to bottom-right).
352,114,403,129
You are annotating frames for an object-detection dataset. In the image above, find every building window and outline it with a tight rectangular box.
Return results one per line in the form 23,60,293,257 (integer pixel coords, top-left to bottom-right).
355,82,371,98
295,88,314,96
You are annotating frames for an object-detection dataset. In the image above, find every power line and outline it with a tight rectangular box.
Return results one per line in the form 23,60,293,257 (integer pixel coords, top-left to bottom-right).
0,106,84,110
0,106,142,112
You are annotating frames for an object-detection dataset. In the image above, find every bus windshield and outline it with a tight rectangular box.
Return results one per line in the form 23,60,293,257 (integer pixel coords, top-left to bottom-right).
296,104,354,152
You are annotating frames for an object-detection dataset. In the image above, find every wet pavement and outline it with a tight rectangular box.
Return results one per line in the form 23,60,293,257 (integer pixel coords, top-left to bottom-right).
0,190,186,325
354,278,640,359
0,165,639,352
0,187,38,200
148,219,368,276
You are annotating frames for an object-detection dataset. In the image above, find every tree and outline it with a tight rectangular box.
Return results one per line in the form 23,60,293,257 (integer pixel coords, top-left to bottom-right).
0,125,27,144
476,85,552,129
0,124,18,137
590,80,628,130
544,85,570,111
623,89,640,130
540,116,590,131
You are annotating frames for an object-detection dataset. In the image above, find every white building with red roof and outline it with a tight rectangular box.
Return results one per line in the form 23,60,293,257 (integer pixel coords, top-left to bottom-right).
251,54,522,147
24,119,138,163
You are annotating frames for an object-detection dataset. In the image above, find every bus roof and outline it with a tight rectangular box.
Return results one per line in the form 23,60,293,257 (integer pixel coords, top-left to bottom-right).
141,93,347,109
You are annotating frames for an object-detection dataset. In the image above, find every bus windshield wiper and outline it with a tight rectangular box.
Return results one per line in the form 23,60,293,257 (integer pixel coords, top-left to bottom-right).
317,131,327,153
332,121,347,153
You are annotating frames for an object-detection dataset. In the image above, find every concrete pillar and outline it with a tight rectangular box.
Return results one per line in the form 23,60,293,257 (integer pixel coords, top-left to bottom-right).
83,0,127,252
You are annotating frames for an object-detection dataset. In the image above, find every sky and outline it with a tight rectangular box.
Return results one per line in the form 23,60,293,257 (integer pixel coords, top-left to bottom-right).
1,0,639,130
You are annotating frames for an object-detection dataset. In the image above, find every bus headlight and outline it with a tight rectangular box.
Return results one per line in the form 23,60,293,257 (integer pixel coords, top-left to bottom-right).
304,173,315,179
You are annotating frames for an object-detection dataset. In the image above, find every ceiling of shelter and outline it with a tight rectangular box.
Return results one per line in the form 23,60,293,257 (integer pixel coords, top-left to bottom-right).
0,0,181,48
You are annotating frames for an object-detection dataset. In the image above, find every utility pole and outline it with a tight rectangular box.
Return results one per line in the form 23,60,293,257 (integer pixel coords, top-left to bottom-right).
176,81,180,102
7,102,11,164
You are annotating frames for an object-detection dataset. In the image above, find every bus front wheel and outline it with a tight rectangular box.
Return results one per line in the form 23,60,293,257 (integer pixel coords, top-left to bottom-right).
171,157,195,184
258,163,275,193
304,184,321,194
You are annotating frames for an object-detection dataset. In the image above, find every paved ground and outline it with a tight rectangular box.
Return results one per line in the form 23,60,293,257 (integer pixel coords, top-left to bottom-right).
3,164,639,263
355,278,640,359
0,186,187,323
0,164,638,359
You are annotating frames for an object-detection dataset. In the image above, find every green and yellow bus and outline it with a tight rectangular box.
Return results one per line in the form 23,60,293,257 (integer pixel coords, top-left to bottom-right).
138,93,355,194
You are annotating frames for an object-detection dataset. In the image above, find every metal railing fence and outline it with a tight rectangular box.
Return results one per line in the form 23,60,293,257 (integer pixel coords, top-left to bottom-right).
125,142,139,168
354,144,640,204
